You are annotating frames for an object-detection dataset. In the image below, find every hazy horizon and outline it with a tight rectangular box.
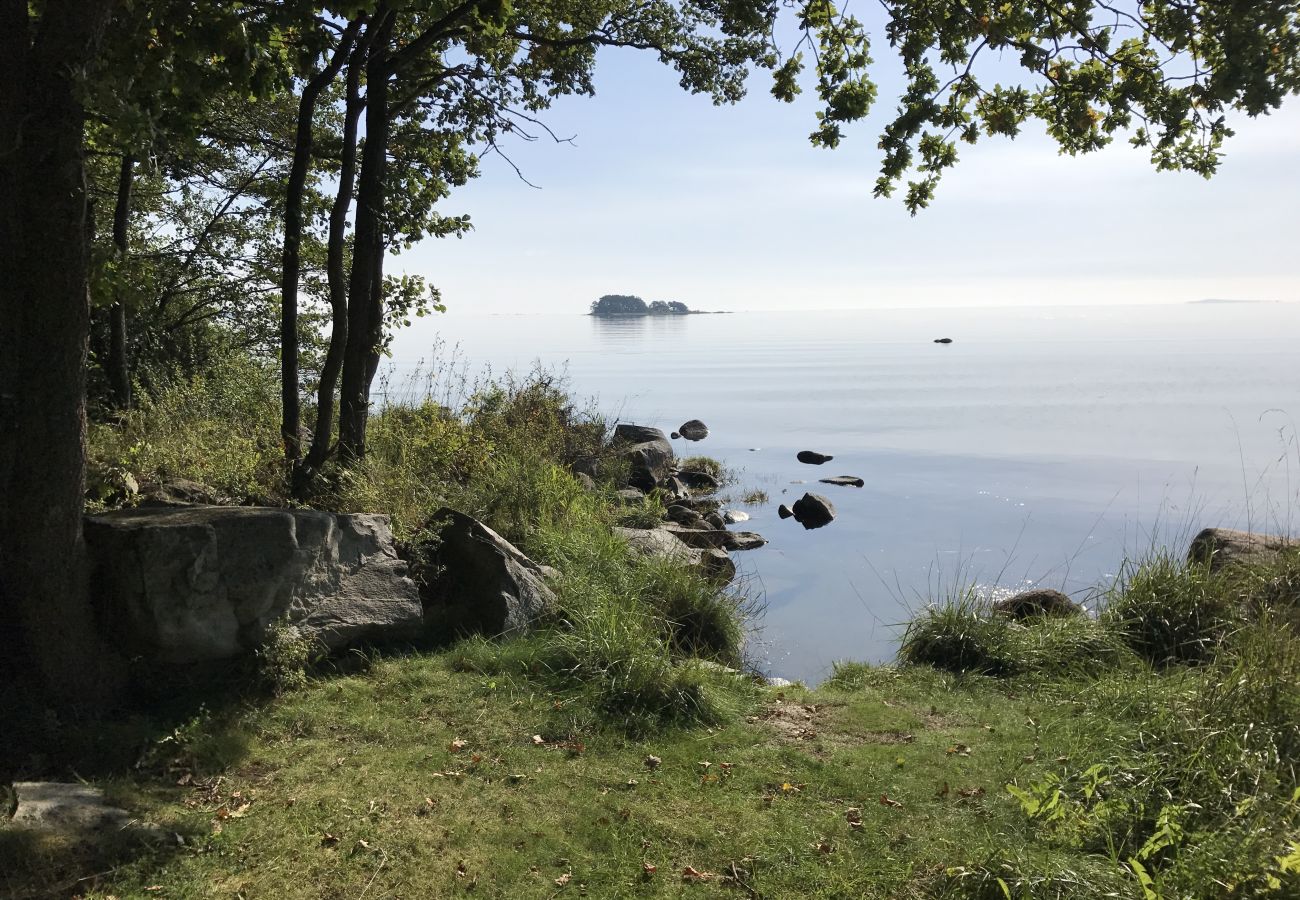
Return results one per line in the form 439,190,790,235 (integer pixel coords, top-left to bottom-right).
390,32,1300,332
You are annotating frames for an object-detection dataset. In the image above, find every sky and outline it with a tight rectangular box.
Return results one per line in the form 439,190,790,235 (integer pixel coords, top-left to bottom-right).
394,19,1300,317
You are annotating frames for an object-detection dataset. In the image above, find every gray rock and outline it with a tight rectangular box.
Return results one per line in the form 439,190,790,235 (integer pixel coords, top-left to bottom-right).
575,472,598,492
661,523,767,552
616,488,648,504
665,505,706,528
612,424,674,492
778,504,794,520
796,451,834,465
657,475,689,501
766,676,794,688
137,477,225,507
992,588,1082,620
671,431,681,439
723,510,750,524
677,468,720,493
615,527,737,585
678,419,709,441
8,782,158,839
791,493,836,529
85,507,422,663
571,456,602,480
819,476,865,488
703,511,726,530
1187,528,1294,572
672,497,722,515
418,509,557,636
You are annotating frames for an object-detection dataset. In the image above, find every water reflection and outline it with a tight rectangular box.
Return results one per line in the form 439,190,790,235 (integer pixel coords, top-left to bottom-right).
590,313,690,349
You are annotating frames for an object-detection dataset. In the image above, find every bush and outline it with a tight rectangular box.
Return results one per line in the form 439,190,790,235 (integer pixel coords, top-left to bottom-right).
1102,554,1243,666
899,594,1016,675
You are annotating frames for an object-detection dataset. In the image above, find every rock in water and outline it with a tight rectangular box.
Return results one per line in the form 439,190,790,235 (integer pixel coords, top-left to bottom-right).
796,450,834,465
723,510,750,524
777,504,794,520
791,493,836,529
85,506,423,663
677,468,720,492
678,419,709,441
819,476,865,487
671,432,681,439
992,588,1082,620
934,337,953,344
417,509,557,636
615,527,737,585
1187,527,1293,572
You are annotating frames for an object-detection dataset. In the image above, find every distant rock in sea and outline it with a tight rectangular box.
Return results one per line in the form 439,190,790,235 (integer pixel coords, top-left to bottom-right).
934,337,953,344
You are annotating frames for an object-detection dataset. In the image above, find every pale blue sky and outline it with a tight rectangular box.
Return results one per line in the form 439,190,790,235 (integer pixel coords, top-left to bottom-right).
397,33,1300,317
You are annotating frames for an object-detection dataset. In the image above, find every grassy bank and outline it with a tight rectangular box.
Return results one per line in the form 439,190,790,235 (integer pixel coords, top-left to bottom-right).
3,361,1299,898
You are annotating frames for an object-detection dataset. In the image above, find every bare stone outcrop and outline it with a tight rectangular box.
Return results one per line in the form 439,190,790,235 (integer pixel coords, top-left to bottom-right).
1187,527,1294,572
414,509,557,636
615,527,737,585
84,506,423,663
612,423,674,492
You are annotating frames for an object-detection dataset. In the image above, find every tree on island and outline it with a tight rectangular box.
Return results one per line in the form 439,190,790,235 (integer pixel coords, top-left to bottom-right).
590,294,649,316
3,0,1299,703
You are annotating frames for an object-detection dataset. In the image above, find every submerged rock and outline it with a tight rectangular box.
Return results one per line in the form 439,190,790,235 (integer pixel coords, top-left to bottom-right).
992,588,1081,620
791,493,836,529
85,506,422,663
678,419,709,441
1187,527,1293,572
796,450,834,465
819,476,865,488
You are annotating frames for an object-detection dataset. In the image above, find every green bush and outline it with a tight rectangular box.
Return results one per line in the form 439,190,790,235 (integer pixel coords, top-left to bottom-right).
899,594,1016,675
1102,554,1243,666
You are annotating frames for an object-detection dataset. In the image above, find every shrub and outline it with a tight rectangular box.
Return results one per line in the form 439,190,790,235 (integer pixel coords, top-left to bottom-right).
1102,554,1243,666
899,594,1015,675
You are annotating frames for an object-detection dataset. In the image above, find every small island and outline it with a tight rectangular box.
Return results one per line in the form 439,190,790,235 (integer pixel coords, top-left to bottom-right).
589,293,711,317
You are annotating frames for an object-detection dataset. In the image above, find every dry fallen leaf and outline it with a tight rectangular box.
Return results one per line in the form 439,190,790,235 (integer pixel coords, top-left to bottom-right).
815,840,834,854
698,761,712,770
532,734,545,745
644,755,661,770
947,743,972,757
642,862,657,875
880,794,903,808
682,866,715,881
845,807,862,825
449,739,468,753
957,786,987,800
554,873,571,887
320,832,340,848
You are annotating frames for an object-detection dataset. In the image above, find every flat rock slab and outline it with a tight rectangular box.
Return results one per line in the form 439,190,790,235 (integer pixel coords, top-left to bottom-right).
661,523,767,552
1187,528,1294,572
8,782,134,832
819,476,865,487
85,507,423,663
615,527,736,584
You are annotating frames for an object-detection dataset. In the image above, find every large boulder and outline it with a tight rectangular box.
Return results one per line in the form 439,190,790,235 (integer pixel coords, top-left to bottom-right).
615,527,736,585
85,507,422,663
612,424,674,492
678,420,709,441
1187,528,1294,572
416,509,556,636
791,493,836,529
993,588,1082,620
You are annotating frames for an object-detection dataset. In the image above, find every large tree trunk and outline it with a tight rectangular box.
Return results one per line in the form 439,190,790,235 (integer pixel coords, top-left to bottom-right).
279,20,361,469
303,26,374,479
107,153,134,410
337,13,394,463
0,0,124,702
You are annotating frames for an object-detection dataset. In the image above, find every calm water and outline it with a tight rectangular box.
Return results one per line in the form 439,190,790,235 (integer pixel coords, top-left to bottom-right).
389,304,1300,683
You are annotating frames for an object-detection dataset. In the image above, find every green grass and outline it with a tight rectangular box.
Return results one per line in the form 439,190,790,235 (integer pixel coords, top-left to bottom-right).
18,359,1298,898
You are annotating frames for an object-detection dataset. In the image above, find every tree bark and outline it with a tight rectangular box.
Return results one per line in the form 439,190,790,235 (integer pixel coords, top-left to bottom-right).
338,12,394,463
0,0,124,702
107,153,134,410
303,24,374,478
280,20,362,468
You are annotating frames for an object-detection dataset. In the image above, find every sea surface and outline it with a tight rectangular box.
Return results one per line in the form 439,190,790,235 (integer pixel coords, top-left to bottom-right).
388,304,1300,683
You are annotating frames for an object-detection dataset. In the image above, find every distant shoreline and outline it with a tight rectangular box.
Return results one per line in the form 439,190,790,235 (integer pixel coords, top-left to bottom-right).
588,310,730,317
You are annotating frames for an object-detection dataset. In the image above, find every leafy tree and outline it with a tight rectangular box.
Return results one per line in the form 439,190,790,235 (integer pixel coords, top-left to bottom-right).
591,294,650,316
